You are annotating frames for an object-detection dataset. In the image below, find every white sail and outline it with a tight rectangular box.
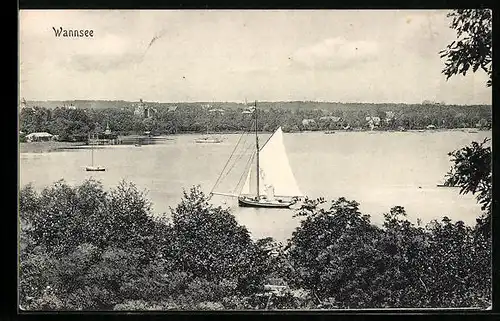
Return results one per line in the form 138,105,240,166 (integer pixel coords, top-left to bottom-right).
259,127,303,198
240,165,267,197
240,166,253,195
240,127,303,198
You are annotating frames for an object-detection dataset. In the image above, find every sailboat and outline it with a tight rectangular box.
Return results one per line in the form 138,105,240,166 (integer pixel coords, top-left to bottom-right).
86,133,105,172
210,101,303,208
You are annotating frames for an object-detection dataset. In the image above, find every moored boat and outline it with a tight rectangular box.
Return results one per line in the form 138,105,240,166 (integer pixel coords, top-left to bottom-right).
195,137,223,143
85,133,106,171
86,166,105,172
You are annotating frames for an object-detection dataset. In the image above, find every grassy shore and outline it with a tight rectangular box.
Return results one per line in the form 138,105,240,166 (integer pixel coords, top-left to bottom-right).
19,141,85,153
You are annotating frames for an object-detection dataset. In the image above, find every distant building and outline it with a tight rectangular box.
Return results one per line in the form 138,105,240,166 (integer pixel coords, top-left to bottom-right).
301,119,316,126
422,100,445,106
426,124,436,130
104,123,112,135
134,99,156,118
58,103,76,110
366,116,381,127
25,132,54,142
20,98,27,110
384,111,395,123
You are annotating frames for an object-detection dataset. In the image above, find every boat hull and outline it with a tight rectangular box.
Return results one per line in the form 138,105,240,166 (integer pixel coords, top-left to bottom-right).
195,139,222,143
86,167,105,172
238,197,292,208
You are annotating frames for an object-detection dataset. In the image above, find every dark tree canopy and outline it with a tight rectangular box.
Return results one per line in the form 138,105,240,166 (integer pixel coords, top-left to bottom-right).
440,9,492,87
444,138,492,237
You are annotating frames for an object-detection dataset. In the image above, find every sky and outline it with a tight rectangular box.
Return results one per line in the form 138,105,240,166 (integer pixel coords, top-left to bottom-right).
19,10,492,105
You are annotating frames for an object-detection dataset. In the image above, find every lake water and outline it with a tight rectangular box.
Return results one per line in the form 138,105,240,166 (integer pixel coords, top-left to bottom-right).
19,130,491,243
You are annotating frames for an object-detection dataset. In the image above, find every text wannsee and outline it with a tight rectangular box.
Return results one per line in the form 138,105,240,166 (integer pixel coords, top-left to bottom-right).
53,27,94,38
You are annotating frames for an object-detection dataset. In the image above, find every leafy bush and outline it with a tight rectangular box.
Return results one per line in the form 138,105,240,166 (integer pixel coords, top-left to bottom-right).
284,197,491,309
19,181,273,310
444,138,492,237
19,179,491,310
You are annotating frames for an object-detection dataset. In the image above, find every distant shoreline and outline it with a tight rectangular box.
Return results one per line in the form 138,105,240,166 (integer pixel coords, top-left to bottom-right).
19,128,490,154
19,141,84,154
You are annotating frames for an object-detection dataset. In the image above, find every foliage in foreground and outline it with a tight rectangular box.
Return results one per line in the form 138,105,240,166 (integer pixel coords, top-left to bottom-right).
287,198,490,308
444,138,492,237
19,180,491,310
440,9,492,87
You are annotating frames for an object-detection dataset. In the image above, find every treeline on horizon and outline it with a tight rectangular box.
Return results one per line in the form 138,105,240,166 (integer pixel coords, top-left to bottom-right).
19,100,492,142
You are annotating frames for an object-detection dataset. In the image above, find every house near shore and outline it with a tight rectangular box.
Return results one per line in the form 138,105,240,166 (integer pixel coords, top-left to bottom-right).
366,116,381,127
385,111,395,123
25,132,55,142
60,103,77,110
426,124,436,130
301,119,316,126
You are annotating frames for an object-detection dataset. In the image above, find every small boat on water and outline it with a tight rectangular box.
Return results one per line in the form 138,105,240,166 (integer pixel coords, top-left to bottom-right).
324,131,336,134
85,133,106,172
86,166,106,172
195,137,223,144
195,124,223,143
437,184,459,188
210,101,303,208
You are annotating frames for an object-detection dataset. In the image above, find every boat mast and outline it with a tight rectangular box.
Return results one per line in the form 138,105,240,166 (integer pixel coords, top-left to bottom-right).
91,133,94,166
254,100,259,199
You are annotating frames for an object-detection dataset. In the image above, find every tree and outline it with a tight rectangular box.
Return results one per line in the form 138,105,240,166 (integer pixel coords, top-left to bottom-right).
170,186,268,294
440,9,492,87
440,9,492,238
444,138,492,237
286,197,384,308
19,180,281,310
284,196,491,309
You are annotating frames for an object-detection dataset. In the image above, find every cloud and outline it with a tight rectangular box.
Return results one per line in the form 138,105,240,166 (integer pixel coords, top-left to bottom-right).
290,37,380,70
393,11,452,58
68,52,143,72
53,32,149,72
